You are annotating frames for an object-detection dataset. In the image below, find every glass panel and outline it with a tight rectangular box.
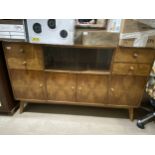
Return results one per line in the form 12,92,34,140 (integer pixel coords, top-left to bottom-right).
43,46,113,71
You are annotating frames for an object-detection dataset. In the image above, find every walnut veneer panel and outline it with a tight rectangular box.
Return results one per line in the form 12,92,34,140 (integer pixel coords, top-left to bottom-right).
25,45,44,70
112,63,151,76
3,42,26,69
10,70,46,100
109,75,147,106
3,42,43,70
77,74,109,103
46,72,76,102
114,48,155,63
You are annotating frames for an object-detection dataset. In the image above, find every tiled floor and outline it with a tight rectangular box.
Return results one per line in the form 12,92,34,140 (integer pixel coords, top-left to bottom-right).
0,103,154,134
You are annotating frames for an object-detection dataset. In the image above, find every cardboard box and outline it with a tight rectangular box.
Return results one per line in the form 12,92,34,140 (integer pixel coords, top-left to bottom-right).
119,19,155,48
107,19,122,32
82,31,119,47
76,19,107,29
135,19,155,28
75,29,95,45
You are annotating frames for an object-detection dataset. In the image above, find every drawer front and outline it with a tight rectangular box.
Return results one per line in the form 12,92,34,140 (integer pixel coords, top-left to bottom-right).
3,42,27,69
114,48,155,63
112,63,151,76
3,43,44,70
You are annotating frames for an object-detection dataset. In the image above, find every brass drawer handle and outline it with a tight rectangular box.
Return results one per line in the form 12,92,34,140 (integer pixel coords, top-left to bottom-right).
133,53,138,58
6,46,11,50
22,61,27,65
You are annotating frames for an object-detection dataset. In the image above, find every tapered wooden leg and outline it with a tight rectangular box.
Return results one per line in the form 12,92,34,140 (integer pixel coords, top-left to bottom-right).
129,108,134,121
19,101,25,114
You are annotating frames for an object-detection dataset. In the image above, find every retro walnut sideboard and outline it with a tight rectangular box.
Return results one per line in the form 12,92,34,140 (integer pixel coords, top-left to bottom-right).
2,41,155,120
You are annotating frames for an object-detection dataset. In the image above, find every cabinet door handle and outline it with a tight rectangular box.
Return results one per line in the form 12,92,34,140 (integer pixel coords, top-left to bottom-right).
133,52,138,58
6,46,11,50
111,88,114,92
19,48,24,53
78,87,82,90
22,61,27,65
71,86,75,90
39,84,43,87
129,66,134,71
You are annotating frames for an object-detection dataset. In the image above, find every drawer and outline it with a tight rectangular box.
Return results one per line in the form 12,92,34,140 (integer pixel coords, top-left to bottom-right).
3,42,28,69
3,42,44,70
114,48,155,63
112,63,151,76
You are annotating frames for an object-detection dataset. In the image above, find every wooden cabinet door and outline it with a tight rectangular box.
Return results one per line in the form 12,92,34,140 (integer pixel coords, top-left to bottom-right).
114,48,155,64
46,72,76,102
109,75,147,106
10,70,46,100
77,74,109,103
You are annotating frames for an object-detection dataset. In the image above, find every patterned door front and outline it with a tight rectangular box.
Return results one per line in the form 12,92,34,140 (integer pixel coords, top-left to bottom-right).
76,74,109,104
46,72,76,102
